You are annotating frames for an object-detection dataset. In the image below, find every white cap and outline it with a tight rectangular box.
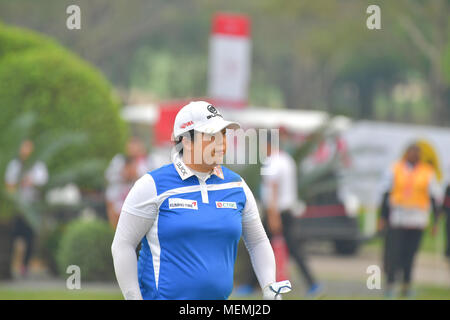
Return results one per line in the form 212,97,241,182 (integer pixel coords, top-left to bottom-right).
172,101,240,139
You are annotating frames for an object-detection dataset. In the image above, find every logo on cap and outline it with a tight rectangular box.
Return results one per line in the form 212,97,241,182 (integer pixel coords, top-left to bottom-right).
207,105,218,114
180,121,194,129
206,105,223,120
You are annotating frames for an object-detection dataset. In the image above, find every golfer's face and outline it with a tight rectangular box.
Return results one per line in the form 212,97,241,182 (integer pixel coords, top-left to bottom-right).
194,129,227,166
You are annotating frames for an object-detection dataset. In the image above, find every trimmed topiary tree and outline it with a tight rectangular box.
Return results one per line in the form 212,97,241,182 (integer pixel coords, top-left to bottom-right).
56,218,115,282
0,23,127,279
0,22,57,56
0,23,128,189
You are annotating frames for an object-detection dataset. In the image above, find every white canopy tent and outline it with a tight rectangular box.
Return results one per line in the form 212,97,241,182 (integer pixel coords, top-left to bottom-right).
121,104,159,125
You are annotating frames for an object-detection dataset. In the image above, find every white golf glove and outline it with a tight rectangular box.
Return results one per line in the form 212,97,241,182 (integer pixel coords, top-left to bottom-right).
263,280,292,300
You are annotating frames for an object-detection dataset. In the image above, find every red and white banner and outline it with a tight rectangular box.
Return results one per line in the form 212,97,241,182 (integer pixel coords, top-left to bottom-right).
208,13,251,109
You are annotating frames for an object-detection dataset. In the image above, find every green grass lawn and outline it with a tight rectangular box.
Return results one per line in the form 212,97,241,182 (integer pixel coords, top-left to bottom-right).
0,284,448,300
0,288,123,300
231,284,450,300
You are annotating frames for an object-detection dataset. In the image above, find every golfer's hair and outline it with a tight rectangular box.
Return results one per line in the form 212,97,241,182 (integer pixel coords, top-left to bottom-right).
175,129,195,156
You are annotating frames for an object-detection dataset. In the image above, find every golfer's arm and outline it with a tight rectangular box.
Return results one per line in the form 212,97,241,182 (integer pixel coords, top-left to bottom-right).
241,181,276,290
242,218,276,290
111,174,158,300
111,212,154,300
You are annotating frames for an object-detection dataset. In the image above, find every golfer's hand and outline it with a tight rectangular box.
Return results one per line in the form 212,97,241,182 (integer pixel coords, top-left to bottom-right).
262,280,292,300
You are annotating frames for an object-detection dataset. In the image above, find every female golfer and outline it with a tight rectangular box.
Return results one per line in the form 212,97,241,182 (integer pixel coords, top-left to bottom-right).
111,101,291,300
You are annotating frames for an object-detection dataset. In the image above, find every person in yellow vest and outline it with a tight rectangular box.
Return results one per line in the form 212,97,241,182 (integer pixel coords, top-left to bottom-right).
378,143,441,298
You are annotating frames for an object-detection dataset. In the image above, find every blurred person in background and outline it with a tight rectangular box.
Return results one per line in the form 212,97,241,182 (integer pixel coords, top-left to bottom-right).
105,137,151,228
4,139,48,277
378,143,441,298
261,128,322,297
443,181,450,262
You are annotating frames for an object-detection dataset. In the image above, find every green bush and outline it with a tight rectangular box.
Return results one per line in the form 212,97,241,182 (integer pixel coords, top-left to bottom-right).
0,24,128,189
40,223,67,276
56,218,115,282
0,23,56,57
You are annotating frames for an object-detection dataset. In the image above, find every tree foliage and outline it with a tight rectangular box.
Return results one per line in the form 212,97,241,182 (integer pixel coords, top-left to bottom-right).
0,24,128,189
0,0,448,124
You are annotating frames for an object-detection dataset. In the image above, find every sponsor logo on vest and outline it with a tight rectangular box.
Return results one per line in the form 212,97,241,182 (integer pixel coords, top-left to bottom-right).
216,201,237,209
169,198,198,210
176,161,189,177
